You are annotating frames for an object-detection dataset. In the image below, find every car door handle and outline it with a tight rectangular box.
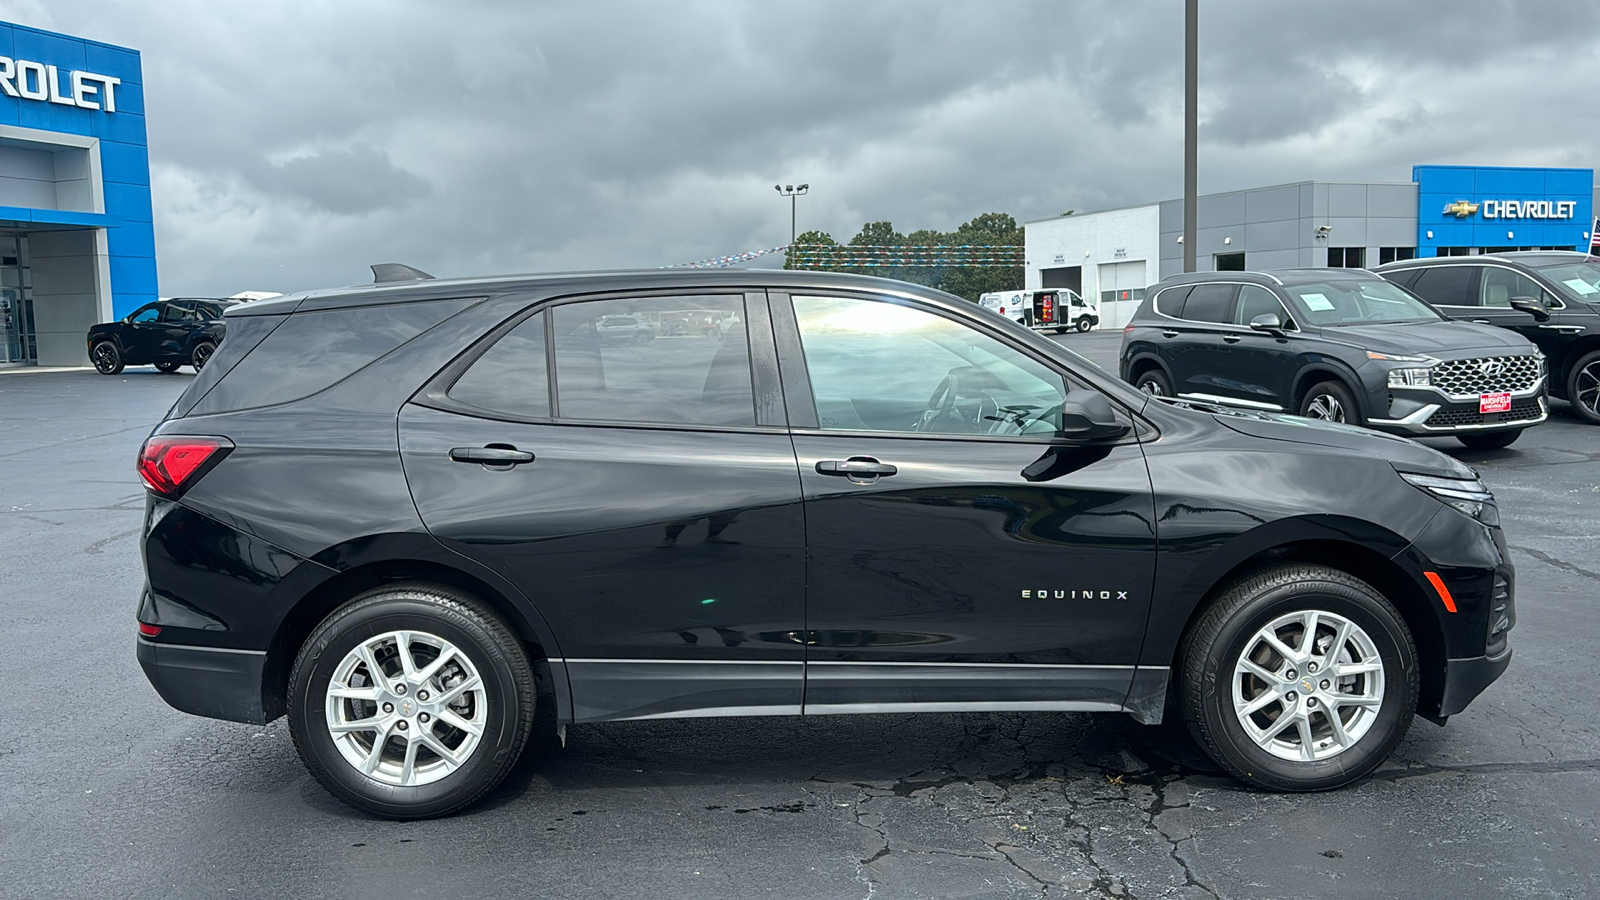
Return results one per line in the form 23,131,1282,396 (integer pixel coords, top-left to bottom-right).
449,445,535,465
1161,330,1179,339
1222,334,1242,343
816,457,897,478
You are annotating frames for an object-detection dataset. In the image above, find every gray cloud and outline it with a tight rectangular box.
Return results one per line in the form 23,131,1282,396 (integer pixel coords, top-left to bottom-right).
0,0,1595,295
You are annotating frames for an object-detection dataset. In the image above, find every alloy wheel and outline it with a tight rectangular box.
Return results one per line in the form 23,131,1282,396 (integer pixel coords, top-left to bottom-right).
324,629,488,787
1577,361,1600,417
1232,609,1385,762
1306,393,1345,422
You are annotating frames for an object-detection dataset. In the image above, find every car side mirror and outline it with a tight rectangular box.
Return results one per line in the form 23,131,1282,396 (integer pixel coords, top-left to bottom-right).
1248,313,1284,334
1057,389,1130,441
1508,295,1550,322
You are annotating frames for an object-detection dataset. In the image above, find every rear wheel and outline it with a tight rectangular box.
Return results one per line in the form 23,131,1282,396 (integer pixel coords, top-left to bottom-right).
1299,380,1362,426
91,341,124,375
191,341,216,370
1457,429,1521,450
1568,350,1600,425
154,361,181,373
1135,369,1171,397
1180,563,1417,792
288,583,536,819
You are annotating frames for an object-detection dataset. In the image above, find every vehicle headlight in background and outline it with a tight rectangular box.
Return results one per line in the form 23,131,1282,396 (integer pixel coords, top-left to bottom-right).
1400,472,1498,526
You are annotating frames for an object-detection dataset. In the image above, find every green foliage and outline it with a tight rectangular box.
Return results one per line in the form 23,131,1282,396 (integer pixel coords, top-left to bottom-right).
791,212,1025,301
785,230,836,270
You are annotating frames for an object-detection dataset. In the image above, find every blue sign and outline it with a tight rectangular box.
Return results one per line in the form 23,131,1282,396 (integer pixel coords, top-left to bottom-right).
1415,165,1593,257
0,22,154,316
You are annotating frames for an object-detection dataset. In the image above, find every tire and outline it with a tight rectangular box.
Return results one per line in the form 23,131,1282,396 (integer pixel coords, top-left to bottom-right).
1076,316,1093,333
191,341,217,371
1054,326,1069,335
287,583,536,819
154,361,181,373
1457,429,1522,450
1135,369,1172,397
91,341,124,375
1299,380,1362,426
1567,349,1600,425
1180,563,1417,792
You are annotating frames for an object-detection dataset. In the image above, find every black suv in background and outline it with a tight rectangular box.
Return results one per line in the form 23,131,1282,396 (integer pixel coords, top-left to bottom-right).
137,267,1514,818
1120,269,1547,449
1377,251,1600,425
88,297,239,374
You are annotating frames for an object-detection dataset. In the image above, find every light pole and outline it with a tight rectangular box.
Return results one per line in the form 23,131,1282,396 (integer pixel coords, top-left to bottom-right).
1183,0,1197,273
775,183,808,267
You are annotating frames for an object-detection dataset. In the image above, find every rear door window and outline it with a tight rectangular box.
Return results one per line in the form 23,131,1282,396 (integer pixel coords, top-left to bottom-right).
1408,266,1476,307
550,295,754,427
1179,283,1237,323
445,312,550,420
1154,285,1192,317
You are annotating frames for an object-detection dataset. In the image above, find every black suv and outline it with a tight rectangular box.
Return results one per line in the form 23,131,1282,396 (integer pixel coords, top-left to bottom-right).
136,267,1514,818
88,297,239,374
1376,251,1600,425
1120,269,1547,449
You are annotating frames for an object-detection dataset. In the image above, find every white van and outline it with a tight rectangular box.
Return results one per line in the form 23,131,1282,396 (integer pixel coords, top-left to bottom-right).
978,288,1100,333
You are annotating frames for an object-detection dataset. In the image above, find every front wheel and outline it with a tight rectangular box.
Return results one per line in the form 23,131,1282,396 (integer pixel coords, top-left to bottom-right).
1135,369,1171,397
287,583,537,818
154,361,181,373
1567,349,1600,425
1299,380,1362,426
91,341,124,374
1076,316,1093,333
1180,564,1417,792
1458,429,1522,450
191,341,216,370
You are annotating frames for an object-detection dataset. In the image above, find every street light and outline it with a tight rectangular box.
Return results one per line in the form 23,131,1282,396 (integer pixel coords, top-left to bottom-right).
775,183,809,266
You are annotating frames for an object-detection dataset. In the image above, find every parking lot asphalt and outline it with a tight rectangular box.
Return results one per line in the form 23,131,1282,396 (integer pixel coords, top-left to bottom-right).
2,353,1597,899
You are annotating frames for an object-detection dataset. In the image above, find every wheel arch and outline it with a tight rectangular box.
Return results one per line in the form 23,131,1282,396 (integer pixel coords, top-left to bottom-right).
1291,363,1366,418
1553,336,1600,400
1161,536,1447,721
262,552,569,725
1124,351,1171,386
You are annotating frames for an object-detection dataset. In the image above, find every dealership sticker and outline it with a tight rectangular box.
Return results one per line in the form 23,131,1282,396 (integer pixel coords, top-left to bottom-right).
1480,392,1512,414
1563,278,1598,296
1300,292,1335,311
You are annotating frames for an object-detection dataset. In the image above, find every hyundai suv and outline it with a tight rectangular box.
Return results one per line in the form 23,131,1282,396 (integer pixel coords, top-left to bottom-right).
1119,269,1547,449
136,267,1514,818
1376,251,1600,425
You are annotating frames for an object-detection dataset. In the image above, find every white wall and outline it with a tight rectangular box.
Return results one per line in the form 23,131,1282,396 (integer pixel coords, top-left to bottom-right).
30,228,111,366
1024,205,1159,327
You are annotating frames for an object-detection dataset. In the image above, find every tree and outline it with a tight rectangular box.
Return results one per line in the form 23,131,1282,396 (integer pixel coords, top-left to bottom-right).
785,213,1025,302
786,229,836,270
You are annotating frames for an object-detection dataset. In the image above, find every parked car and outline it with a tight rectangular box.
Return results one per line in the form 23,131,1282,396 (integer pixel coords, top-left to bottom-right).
137,266,1513,818
1119,268,1547,449
593,313,655,343
979,288,1100,333
1376,251,1600,425
88,298,239,374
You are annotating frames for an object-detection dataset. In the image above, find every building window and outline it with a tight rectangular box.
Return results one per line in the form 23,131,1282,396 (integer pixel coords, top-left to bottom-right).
1436,246,1474,257
1327,247,1365,268
1378,247,1415,265
1214,252,1245,271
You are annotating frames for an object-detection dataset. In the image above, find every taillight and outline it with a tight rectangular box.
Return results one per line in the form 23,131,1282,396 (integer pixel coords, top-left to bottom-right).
137,436,233,498
1123,324,1136,333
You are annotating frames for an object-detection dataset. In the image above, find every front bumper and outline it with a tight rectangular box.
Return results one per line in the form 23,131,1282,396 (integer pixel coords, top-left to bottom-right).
1368,385,1547,436
1439,647,1513,717
137,636,270,724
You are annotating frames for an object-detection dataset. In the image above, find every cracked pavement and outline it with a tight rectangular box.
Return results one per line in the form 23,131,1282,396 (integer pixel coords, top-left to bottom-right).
1,346,1597,899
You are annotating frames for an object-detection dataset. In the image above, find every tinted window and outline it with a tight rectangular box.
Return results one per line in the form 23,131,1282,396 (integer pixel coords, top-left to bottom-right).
792,295,1068,436
1154,285,1192,317
1408,266,1476,306
1180,283,1236,323
169,314,287,418
447,312,550,419
1478,267,1551,308
551,295,753,427
1234,285,1290,327
158,302,192,323
191,299,473,415
128,304,159,324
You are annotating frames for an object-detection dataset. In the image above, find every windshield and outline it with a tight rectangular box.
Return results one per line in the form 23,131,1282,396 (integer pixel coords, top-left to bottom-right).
1282,279,1442,326
1525,260,1600,301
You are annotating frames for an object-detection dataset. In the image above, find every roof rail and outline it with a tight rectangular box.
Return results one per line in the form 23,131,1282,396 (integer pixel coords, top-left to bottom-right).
370,263,436,283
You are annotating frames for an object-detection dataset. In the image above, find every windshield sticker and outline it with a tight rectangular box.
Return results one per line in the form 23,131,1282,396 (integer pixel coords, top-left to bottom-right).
1300,292,1335,311
1563,278,1599,296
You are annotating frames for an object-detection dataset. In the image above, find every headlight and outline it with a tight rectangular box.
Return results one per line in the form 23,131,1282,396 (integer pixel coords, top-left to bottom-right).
1400,472,1499,526
1387,367,1432,387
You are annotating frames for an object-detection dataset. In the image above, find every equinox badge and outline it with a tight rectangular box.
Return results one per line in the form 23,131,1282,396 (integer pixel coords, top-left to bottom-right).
1022,589,1130,600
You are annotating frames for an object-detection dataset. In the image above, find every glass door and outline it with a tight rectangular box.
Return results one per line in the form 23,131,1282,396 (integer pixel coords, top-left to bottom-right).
0,234,35,366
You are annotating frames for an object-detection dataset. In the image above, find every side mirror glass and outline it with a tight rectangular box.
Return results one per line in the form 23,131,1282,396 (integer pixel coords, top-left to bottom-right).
1057,389,1130,441
1249,313,1283,333
1508,295,1550,322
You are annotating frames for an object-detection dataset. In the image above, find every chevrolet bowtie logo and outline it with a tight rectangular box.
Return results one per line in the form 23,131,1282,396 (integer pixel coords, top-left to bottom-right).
1444,200,1480,218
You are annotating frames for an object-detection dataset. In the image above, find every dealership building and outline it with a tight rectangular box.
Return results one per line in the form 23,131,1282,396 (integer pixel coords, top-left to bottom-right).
0,22,153,367
1025,165,1599,328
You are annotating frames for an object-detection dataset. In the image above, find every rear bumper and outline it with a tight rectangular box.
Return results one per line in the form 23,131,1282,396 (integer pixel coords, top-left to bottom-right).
1438,646,1513,717
137,636,270,724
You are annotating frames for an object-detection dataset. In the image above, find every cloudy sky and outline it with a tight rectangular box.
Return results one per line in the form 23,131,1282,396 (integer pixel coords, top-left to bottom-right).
4,0,1599,295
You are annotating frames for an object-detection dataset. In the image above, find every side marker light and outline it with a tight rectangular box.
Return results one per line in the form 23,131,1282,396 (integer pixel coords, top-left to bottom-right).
1423,571,1457,613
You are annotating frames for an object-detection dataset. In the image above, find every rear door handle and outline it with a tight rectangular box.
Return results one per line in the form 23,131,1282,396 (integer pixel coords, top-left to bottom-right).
449,445,535,466
816,457,898,479
1222,334,1242,344
1161,330,1179,339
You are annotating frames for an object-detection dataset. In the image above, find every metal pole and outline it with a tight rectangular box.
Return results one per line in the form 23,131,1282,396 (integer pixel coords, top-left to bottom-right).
790,194,797,249
1183,0,1198,273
